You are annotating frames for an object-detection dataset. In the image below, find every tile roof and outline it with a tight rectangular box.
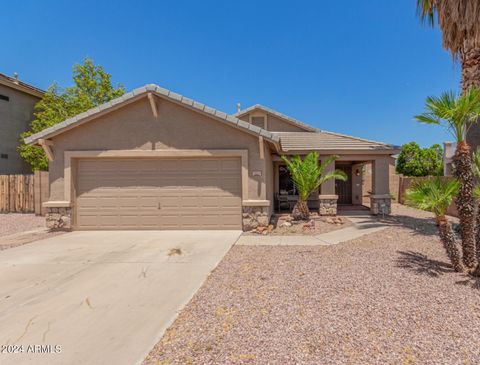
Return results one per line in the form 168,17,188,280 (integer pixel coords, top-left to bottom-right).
234,104,318,132
274,132,400,153
25,84,281,145
236,105,398,153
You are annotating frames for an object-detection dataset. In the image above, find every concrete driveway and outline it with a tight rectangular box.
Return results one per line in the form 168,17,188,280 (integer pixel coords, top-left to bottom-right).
0,230,240,365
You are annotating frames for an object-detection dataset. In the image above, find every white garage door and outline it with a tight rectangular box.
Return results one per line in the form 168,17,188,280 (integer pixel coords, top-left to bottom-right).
75,158,242,230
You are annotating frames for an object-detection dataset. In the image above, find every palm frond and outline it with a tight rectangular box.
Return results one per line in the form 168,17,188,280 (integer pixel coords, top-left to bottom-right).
417,0,480,58
416,0,436,26
405,177,459,217
281,152,347,202
415,88,480,143
318,169,347,186
474,185,480,200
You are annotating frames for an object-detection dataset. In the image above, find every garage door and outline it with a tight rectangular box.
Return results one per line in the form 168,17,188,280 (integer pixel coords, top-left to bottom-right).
75,158,242,230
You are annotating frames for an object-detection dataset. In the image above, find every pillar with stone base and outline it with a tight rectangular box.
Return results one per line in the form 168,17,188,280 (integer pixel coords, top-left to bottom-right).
319,156,338,216
242,203,270,231
45,206,72,230
370,194,392,215
370,157,392,215
319,195,338,216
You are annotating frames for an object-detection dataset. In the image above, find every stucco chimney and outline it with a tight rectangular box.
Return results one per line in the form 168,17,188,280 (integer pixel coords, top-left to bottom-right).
236,102,241,113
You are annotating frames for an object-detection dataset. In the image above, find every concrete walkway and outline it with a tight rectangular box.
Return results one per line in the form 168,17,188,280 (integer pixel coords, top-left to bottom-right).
236,213,391,246
0,230,241,365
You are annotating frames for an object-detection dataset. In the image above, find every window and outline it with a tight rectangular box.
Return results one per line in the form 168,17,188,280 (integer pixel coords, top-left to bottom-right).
278,165,296,195
1,154,8,159
250,116,265,129
0,94,9,102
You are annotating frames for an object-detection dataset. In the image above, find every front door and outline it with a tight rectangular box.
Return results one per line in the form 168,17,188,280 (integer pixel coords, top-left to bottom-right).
335,164,353,205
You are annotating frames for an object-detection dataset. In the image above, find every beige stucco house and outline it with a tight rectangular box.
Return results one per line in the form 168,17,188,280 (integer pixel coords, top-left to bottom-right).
25,84,400,231
0,73,44,174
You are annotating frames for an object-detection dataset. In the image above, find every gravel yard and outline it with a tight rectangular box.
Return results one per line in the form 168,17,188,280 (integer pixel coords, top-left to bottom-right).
0,213,45,236
245,214,352,236
0,213,64,250
144,204,480,365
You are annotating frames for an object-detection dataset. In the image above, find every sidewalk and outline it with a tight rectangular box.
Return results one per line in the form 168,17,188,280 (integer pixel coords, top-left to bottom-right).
236,213,392,246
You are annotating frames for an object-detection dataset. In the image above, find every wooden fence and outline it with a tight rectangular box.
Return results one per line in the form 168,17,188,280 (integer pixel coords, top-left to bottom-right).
398,176,458,217
0,171,49,215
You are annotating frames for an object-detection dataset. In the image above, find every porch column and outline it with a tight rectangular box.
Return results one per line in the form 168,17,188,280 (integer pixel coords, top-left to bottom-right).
370,156,391,215
351,163,364,205
319,156,338,216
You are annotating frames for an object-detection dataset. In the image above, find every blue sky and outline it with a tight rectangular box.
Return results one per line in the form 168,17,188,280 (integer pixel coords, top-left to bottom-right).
2,0,460,147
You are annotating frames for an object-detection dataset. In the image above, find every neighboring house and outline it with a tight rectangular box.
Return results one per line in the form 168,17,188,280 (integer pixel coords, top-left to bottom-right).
467,126,480,155
25,84,400,231
0,73,44,174
443,141,456,176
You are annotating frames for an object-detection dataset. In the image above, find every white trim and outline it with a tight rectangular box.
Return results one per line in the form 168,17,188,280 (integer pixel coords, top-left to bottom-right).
242,200,270,207
42,201,72,208
318,195,338,200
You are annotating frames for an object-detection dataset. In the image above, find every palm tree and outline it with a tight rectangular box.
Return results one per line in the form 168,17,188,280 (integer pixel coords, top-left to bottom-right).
405,177,464,272
281,152,347,221
471,147,480,266
416,0,480,92
415,88,480,268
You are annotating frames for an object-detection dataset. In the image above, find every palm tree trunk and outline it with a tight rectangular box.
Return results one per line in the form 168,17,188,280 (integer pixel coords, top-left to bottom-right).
453,142,477,269
292,200,310,221
472,206,480,276
462,42,480,151
437,216,465,273
461,42,480,92
461,41,480,274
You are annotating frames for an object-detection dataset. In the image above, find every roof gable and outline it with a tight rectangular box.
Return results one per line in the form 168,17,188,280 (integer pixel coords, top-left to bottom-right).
234,104,318,132
25,85,280,145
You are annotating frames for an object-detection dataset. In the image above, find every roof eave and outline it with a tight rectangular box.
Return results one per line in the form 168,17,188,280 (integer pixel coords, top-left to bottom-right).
279,148,401,155
0,77,44,98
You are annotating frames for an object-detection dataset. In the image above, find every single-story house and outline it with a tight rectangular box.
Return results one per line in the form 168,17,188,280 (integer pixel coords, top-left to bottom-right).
25,84,400,231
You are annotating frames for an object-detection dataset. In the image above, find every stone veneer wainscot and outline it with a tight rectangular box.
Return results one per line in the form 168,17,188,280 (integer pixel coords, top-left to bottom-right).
319,195,338,216
45,206,72,230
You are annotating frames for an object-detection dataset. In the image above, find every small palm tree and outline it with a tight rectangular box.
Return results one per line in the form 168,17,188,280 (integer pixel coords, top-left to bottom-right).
281,152,347,220
405,177,464,272
415,88,480,269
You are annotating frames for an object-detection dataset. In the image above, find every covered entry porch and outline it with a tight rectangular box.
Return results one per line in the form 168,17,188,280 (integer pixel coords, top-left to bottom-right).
273,154,392,216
